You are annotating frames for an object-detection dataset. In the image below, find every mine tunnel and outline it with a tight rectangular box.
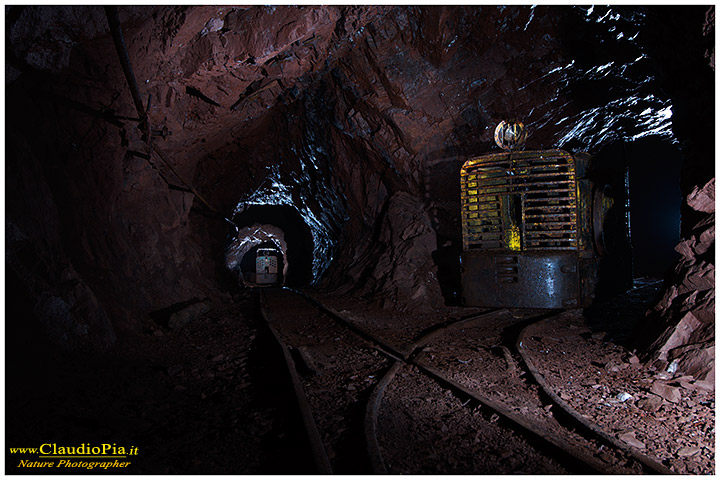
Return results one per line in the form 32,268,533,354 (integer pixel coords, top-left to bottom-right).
5,5,714,475
229,204,315,287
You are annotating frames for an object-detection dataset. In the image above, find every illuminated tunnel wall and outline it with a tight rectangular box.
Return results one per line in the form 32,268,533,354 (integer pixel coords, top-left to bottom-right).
225,157,345,287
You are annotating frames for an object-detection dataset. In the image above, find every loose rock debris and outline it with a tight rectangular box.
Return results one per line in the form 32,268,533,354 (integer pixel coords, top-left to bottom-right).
315,288,713,474
523,310,714,474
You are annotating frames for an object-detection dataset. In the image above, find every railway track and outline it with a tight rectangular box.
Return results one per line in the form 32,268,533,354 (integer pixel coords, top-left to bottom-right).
258,287,673,474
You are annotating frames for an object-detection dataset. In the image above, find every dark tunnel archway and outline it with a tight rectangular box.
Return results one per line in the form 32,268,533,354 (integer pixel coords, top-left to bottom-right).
230,205,315,286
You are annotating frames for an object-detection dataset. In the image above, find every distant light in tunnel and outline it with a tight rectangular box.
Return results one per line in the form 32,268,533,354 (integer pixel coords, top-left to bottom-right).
234,164,335,283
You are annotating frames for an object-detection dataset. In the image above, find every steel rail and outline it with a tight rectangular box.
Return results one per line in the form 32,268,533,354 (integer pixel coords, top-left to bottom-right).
364,360,402,474
517,321,674,475
300,292,661,474
292,289,411,361
258,291,333,474
299,291,613,473
280,290,671,474
365,308,627,475
413,360,613,474
361,308,504,473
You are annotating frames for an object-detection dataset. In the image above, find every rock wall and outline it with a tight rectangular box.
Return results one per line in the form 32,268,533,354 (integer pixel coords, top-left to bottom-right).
642,178,715,381
309,6,575,307
637,6,714,381
641,6,715,236
324,192,444,310
5,5,714,346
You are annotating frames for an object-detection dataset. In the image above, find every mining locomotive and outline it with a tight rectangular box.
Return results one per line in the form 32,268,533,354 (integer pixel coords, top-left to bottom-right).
460,122,627,309
255,247,281,285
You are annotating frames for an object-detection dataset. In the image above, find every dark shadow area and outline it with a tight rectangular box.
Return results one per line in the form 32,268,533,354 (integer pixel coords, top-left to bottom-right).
426,157,466,306
5,269,163,474
587,142,634,300
331,385,375,474
232,205,314,286
148,297,205,328
432,244,463,306
5,273,314,474
627,138,682,277
583,277,665,350
579,136,683,348
249,295,317,474
641,6,715,237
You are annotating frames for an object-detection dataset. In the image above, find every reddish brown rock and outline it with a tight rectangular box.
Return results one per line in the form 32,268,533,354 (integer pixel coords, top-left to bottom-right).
637,394,663,412
331,191,445,311
643,178,715,381
617,431,646,450
667,342,715,383
687,178,715,214
5,6,715,349
650,381,682,404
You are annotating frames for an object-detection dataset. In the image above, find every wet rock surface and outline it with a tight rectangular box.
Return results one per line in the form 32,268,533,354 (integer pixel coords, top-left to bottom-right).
4,5,714,475
8,6,711,341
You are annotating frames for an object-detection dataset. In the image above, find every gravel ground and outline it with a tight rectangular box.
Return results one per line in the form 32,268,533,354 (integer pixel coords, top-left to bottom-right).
6,289,311,474
260,288,389,473
377,363,569,474
413,309,642,473
523,310,715,474
311,281,714,475
8,282,713,475
271,291,592,474
310,290,487,355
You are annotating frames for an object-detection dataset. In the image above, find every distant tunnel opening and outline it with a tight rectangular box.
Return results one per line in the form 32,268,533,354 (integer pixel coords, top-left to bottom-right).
226,205,315,287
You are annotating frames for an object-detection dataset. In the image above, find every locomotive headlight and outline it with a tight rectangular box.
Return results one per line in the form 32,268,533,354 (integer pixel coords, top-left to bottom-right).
494,121,528,151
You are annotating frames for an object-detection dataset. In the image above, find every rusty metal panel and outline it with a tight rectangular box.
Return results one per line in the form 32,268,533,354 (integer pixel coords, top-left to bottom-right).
461,150,579,252
461,250,584,309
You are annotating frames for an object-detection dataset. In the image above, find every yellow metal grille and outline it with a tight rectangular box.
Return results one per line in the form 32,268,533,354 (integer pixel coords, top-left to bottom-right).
461,149,579,252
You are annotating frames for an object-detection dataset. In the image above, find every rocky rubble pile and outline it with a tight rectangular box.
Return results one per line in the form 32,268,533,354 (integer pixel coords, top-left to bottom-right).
525,311,714,474
642,178,715,381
